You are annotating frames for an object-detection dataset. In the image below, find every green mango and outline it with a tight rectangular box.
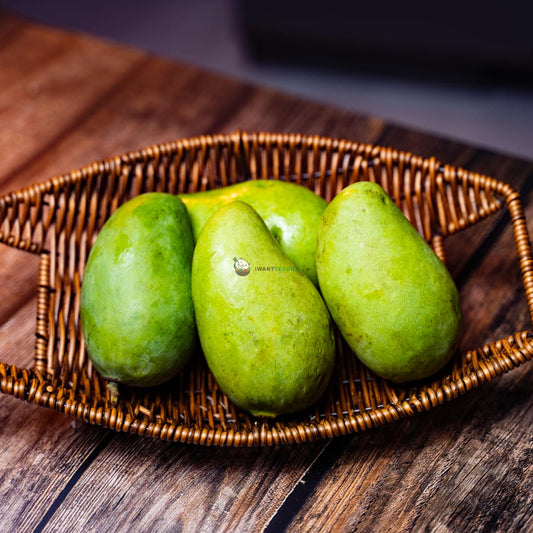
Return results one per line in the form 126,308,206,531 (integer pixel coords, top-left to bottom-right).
316,181,462,383
192,201,335,417
81,193,196,387
179,180,326,286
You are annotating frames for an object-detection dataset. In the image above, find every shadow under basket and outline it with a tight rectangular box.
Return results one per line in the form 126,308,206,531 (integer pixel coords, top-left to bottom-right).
1,131,533,446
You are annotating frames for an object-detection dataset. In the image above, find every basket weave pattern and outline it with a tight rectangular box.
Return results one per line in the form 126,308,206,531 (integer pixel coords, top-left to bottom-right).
1,131,532,446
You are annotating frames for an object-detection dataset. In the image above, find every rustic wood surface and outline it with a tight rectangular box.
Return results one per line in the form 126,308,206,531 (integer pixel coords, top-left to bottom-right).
0,12,532,533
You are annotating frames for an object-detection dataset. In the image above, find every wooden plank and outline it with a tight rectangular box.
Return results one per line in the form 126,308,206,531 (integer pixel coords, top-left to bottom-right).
219,85,386,144
376,123,479,164
0,248,39,327
40,435,329,532
0,396,111,532
0,62,246,195
0,19,145,195
285,363,533,533
0,299,112,531
2,67,388,198
0,298,36,367
279,158,533,532
0,16,78,88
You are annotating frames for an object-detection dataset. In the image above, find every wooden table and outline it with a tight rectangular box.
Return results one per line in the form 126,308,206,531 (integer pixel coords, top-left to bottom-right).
1,13,532,532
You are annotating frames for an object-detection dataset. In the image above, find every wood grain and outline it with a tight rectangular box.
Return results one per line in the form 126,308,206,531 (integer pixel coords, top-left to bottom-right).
0,392,110,532
40,436,328,533
0,248,39,326
0,13,532,533
0,298,113,532
1,63,249,197
0,20,144,194
0,299,37,367
286,364,533,533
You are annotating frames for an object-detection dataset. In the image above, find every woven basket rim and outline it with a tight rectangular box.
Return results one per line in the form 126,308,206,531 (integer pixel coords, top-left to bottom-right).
0,130,532,447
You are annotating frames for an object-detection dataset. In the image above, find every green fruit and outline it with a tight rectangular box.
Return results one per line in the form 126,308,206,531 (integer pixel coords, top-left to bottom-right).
192,201,335,417
316,181,462,383
179,180,326,286
80,193,196,387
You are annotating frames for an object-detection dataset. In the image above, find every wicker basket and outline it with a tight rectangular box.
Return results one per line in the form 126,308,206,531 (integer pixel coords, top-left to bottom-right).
1,131,532,447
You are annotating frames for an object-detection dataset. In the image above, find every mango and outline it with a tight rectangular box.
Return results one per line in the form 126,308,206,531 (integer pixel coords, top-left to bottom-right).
179,180,326,285
192,201,335,417
316,181,461,383
80,193,196,387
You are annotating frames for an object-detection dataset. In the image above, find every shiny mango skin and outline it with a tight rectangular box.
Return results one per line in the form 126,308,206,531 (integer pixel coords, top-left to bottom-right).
316,181,462,384
179,180,326,286
192,201,335,417
80,193,196,387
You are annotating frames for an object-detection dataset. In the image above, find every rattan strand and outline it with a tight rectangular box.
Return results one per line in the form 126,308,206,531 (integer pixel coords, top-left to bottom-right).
0,131,532,446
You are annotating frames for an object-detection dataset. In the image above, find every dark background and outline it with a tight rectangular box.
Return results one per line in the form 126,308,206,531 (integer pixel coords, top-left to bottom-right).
1,0,532,160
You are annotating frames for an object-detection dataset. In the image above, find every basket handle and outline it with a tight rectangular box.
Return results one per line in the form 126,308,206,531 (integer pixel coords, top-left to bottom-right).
504,185,533,329
0,188,49,254
0,187,53,381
